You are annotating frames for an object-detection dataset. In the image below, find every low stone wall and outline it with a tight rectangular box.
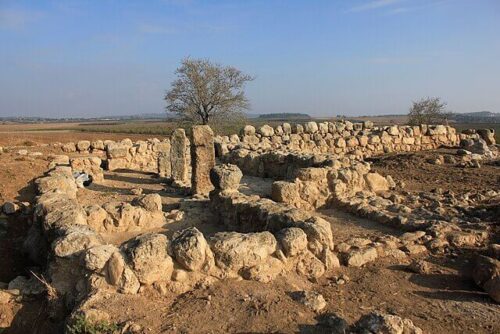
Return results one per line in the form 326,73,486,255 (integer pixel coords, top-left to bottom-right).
106,138,171,173
271,161,393,210
25,161,346,318
208,165,339,280
216,121,489,158
220,149,361,179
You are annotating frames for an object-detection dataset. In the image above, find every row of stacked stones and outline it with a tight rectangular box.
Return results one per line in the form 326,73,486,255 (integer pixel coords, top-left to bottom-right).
220,147,363,179
209,164,339,280
215,121,489,158
21,164,168,303
56,126,217,196
106,138,171,173
271,161,393,210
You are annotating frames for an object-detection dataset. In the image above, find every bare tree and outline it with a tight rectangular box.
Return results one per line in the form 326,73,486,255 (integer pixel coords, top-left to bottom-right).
408,97,450,125
165,58,254,125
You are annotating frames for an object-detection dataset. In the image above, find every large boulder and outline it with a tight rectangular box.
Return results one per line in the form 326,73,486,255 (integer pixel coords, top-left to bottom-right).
477,129,496,145
170,227,213,271
134,194,162,212
208,231,277,273
299,217,334,258
52,226,104,258
304,122,319,134
241,125,256,136
473,255,500,302
62,142,76,153
106,143,129,159
76,140,91,151
258,125,275,137
364,172,390,193
345,247,378,267
210,164,243,191
83,244,119,272
125,233,173,285
271,181,299,205
277,227,308,257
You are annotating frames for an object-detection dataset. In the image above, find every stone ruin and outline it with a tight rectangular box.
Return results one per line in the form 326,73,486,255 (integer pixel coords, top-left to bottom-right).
3,120,499,330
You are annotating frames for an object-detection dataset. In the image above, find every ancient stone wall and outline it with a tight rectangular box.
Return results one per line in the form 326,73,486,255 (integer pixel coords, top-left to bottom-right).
208,164,339,280
215,121,487,159
270,160,393,210
106,138,171,172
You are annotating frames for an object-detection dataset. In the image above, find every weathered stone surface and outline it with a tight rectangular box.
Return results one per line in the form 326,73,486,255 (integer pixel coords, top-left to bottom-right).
191,125,216,195
305,122,319,134
171,128,189,183
291,291,326,312
210,164,243,191
83,244,118,272
271,181,299,204
62,142,76,153
134,194,162,212
95,200,166,233
107,251,125,286
126,233,173,285
49,155,70,169
241,125,256,136
484,276,500,303
241,257,283,283
473,255,500,288
300,217,334,258
158,154,171,180
2,202,19,215
171,227,213,272
355,312,423,334
106,143,129,159
91,140,105,150
208,231,277,273
345,247,378,267
364,172,389,193
71,157,104,182
258,125,275,137
296,251,326,279
119,267,140,294
477,128,496,145
76,140,91,151
277,227,308,257
52,226,103,257
8,276,45,296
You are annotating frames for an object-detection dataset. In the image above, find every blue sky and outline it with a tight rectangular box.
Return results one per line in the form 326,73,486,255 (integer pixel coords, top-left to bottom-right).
1,0,499,118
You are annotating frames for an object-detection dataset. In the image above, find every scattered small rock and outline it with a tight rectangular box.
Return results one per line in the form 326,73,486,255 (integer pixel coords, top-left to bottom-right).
291,290,326,312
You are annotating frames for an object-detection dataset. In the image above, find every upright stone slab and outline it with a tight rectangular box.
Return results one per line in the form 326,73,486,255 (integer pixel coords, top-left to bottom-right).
157,139,171,178
171,128,188,183
191,125,215,195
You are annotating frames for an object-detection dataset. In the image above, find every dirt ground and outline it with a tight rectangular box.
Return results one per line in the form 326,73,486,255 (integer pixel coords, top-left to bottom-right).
369,148,500,194
1,133,500,333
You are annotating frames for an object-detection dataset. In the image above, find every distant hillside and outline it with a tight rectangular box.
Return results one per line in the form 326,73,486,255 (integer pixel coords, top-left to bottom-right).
257,113,311,120
450,111,500,123
0,113,174,123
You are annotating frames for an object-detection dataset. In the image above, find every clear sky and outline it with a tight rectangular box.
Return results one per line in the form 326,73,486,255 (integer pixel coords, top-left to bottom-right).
1,0,499,118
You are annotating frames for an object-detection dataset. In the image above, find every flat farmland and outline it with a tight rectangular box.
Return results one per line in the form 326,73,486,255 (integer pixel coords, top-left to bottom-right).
0,119,497,147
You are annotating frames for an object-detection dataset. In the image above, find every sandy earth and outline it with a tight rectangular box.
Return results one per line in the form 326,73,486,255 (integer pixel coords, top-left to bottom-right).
369,149,500,194
0,136,499,333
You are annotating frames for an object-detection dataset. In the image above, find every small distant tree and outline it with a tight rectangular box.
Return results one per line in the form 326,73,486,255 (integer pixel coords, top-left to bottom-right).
165,58,254,125
408,97,450,125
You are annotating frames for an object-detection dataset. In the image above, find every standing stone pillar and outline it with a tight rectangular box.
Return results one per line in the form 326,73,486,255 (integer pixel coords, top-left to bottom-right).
157,139,171,178
191,125,215,195
170,128,188,183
